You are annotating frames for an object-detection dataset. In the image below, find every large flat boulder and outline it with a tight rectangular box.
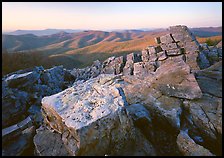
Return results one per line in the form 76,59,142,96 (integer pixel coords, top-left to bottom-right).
41,74,133,155
152,58,202,99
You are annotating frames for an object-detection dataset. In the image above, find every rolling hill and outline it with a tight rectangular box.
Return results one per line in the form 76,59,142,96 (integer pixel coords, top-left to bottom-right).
2,27,222,73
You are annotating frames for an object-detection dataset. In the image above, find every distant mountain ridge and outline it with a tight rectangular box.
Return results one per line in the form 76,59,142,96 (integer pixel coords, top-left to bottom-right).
4,29,83,36
190,26,222,37
3,26,221,37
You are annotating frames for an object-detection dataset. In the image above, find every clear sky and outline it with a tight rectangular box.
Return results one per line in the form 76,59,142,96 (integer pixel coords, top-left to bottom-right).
2,2,222,32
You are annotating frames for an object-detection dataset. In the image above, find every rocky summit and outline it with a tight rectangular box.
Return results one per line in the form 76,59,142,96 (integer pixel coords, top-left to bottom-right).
2,25,222,156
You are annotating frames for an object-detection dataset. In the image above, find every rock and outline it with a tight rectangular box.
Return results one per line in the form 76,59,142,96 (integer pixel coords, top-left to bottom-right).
166,48,184,56
155,37,161,44
2,117,34,156
169,25,196,42
183,94,222,156
123,53,141,75
133,62,147,76
5,71,40,89
185,51,200,71
41,74,133,155
141,49,150,62
197,51,211,69
2,116,33,141
157,51,167,61
160,34,174,44
147,46,158,61
40,66,65,89
118,127,157,156
33,126,70,156
161,43,178,51
114,56,125,75
28,105,43,125
200,43,210,51
184,41,200,52
144,94,182,130
2,89,29,128
185,94,222,141
195,61,222,97
216,40,222,48
133,62,155,76
205,49,220,65
153,58,202,99
177,131,214,156
126,104,152,127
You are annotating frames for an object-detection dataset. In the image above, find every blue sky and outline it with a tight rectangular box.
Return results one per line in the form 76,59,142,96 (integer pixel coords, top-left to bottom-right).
2,2,222,31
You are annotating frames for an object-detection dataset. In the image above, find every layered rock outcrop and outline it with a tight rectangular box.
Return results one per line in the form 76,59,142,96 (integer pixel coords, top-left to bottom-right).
2,25,222,156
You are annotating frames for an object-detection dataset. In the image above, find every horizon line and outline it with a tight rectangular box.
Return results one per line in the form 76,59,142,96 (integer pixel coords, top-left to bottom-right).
2,25,223,33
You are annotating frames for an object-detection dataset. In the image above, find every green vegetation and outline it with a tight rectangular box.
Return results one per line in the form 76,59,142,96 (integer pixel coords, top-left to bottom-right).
205,38,221,46
2,50,56,77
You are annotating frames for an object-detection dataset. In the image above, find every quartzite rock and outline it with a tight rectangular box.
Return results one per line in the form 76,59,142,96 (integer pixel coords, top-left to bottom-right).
177,131,214,156
2,89,29,128
159,34,174,44
5,71,40,89
33,126,70,156
2,117,34,156
152,58,202,99
41,74,133,155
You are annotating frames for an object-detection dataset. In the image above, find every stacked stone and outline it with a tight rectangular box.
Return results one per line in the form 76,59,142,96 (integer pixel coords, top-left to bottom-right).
154,25,201,71
71,60,102,81
123,53,141,75
101,56,125,75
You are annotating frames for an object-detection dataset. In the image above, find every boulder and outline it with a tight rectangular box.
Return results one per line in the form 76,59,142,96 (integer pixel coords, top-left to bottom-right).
152,58,202,99
126,104,152,127
33,126,70,156
123,53,141,75
133,62,155,76
157,51,167,61
40,66,65,89
2,117,34,156
185,51,200,71
195,61,222,97
41,74,134,155
2,89,29,128
141,49,150,62
197,51,211,69
159,34,174,44
177,131,214,156
216,40,222,48
114,56,125,75
5,71,40,89
166,48,184,56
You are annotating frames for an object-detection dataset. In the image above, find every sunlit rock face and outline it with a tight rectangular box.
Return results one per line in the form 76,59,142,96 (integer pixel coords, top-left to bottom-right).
41,74,134,156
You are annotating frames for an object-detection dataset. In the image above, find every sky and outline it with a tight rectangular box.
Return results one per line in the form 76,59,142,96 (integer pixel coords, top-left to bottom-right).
2,2,222,32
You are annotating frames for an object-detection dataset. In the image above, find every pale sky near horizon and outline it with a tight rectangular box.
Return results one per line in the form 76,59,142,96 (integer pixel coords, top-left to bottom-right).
2,2,222,32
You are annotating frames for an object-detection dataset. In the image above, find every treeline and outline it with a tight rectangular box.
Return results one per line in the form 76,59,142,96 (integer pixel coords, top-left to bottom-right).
2,50,58,77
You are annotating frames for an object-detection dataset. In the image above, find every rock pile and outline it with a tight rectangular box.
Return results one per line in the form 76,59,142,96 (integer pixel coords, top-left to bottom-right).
2,25,222,156
34,74,156,156
2,66,75,155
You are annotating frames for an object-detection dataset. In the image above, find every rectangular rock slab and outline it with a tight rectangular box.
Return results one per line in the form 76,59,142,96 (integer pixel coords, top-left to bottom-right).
41,74,133,156
155,37,161,44
160,34,174,44
166,48,183,56
157,51,168,61
153,58,202,99
141,49,150,62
